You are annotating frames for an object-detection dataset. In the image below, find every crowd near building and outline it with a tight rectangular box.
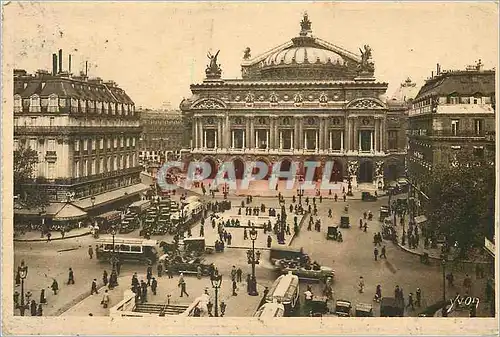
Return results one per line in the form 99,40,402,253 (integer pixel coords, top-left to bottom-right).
180,14,409,187
13,49,148,226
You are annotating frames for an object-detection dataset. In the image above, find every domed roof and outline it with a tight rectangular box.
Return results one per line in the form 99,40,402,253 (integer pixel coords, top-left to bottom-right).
263,46,345,67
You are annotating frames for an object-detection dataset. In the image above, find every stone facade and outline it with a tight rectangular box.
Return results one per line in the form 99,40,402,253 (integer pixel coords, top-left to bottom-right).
180,14,407,186
407,61,496,186
13,51,145,215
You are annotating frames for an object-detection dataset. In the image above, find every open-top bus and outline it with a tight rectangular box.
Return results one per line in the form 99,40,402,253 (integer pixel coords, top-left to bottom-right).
96,237,159,265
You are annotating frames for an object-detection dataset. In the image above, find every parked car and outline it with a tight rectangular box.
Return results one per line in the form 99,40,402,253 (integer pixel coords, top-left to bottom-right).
361,191,378,201
334,300,352,317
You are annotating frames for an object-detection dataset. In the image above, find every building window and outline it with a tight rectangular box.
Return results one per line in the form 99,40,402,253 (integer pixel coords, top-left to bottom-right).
83,159,88,176
49,117,55,127
14,94,22,113
47,139,55,151
48,94,59,113
132,137,136,147
120,137,124,148
451,120,459,136
107,157,111,172
474,119,483,136
74,140,80,152
29,138,37,151
92,139,96,151
14,139,19,150
126,138,130,147
74,161,80,178
107,138,111,149
388,131,398,150
99,138,104,149
83,139,88,151
114,138,118,148
91,159,96,175
47,162,55,179
448,96,459,104
99,158,104,173
29,95,41,113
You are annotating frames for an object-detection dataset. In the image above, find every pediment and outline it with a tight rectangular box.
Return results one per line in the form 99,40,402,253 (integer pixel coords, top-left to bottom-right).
346,98,385,109
191,98,227,110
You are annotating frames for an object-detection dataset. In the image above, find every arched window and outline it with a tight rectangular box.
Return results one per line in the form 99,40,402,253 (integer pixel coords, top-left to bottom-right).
48,94,59,113
29,94,41,113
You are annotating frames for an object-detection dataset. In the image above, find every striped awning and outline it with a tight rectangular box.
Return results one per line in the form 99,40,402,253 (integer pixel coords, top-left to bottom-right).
52,203,87,222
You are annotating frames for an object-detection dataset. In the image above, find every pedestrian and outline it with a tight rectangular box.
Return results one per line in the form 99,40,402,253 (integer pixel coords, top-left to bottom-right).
334,193,338,202
157,263,163,278
463,274,472,294
30,299,37,316
167,264,173,279
51,279,59,295
40,288,47,304
102,270,108,286
140,280,148,303
446,272,454,287
227,233,232,245
232,279,238,296
395,285,401,300
147,264,153,286
363,223,368,232
358,276,365,293
36,303,43,316
151,277,158,295
319,195,322,203
15,269,21,286
359,218,363,229
231,266,237,282
304,285,313,303
197,265,202,279
328,209,332,218
343,194,346,202
267,235,272,248
67,267,75,285
47,232,52,242
236,268,242,282
374,284,382,302
380,246,387,259
416,288,421,307
374,247,379,261
101,290,110,308
178,273,189,297
91,279,99,295
199,225,204,237
88,245,93,259
243,228,248,240
407,292,414,310
132,272,139,287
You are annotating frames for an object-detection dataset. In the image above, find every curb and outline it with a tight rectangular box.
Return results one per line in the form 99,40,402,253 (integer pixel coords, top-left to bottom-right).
14,231,91,242
56,282,107,316
395,241,492,265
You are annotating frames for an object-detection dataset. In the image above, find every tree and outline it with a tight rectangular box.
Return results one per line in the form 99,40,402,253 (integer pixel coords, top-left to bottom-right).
422,148,495,258
13,143,50,209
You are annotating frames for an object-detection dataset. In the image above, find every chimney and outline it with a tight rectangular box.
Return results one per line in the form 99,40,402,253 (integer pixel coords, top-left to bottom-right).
437,63,441,75
431,71,434,78
69,54,72,73
58,49,63,73
52,53,58,76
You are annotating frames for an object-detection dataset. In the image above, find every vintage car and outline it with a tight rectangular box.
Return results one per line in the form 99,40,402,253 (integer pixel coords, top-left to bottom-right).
159,254,212,276
278,263,334,282
379,206,390,222
339,216,350,229
326,226,339,240
334,300,352,317
355,303,374,317
361,191,378,202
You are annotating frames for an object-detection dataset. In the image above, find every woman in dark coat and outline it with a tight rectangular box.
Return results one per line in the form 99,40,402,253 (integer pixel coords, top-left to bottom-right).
30,300,37,316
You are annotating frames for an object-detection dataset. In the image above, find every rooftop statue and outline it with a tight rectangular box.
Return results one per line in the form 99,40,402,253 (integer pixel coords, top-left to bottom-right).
206,50,222,78
243,47,251,60
358,45,375,74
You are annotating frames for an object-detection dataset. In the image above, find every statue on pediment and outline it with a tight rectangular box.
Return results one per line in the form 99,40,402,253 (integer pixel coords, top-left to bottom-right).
358,45,375,74
243,47,251,60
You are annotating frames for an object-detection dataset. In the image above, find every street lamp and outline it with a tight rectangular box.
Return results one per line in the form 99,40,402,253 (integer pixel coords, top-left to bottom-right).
210,273,222,317
110,225,117,272
248,227,259,296
18,260,28,316
441,256,448,317
347,175,353,196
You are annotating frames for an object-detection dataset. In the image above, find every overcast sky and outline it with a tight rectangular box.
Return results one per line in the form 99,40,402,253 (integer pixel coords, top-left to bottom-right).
5,1,498,109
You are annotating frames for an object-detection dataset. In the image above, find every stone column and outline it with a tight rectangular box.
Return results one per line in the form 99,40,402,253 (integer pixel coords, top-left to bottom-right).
382,117,388,152
318,118,324,150
370,130,374,152
294,116,300,150
193,117,198,149
324,118,329,151
345,117,351,153
225,114,231,149
298,117,304,149
353,118,359,152
250,116,255,149
374,118,378,153
340,131,344,152
274,117,278,150
198,118,203,149
269,117,275,149
217,117,223,150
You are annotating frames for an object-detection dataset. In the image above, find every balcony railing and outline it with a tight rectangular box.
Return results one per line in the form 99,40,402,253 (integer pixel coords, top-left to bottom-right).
409,130,491,138
14,125,141,135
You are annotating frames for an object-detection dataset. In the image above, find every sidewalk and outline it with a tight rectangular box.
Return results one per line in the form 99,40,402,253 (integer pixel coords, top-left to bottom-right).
183,179,387,200
14,227,91,242
385,212,491,264
62,273,265,317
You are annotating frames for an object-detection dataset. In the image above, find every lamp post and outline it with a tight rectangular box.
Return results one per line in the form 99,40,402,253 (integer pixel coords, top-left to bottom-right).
441,256,448,317
347,175,353,196
110,225,117,274
18,260,28,316
210,273,222,317
248,227,259,296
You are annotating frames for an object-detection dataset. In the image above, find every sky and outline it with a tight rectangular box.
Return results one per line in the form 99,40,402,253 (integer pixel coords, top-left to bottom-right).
4,1,498,109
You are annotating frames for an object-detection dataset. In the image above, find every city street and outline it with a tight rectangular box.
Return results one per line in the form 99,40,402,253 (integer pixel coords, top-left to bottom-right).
13,188,493,317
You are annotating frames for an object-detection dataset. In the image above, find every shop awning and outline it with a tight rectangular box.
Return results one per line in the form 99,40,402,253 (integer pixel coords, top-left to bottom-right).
73,183,151,210
14,202,66,217
52,203,87,222
484,237,495,258
415,215,428,224
97,210,122,222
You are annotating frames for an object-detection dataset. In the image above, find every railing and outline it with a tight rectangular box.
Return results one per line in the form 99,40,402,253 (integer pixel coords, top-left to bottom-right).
14,125,141,135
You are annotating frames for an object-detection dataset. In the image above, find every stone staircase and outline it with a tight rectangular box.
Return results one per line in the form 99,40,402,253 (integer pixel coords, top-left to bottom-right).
134,303,189,315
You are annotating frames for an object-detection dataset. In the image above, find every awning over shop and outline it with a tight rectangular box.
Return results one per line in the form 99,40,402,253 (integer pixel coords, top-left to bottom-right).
52,203,87,222
484,237,495,258
14,202,66,217
415,215,428,224
73,183,151,210
97,210,122,222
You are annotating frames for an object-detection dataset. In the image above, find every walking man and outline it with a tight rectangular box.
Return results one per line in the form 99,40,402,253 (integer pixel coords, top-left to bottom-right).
236,267,243,283
231,266,237,282
147,264,153,286
51,279,59,295
374,247,379,261
67,268,75,285
88,245,93,259
151,277,158,295
91,279,99,295
416,288,422,307
407,292,414,310
157,263,163,278
140,280,148,303
232,279,238,296
380,246,387,259
178,273,189,297
102,270,108,286
101,290,110,308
